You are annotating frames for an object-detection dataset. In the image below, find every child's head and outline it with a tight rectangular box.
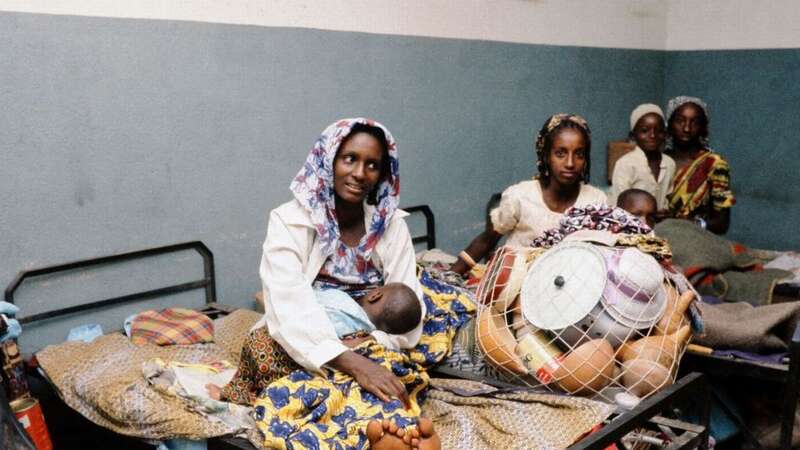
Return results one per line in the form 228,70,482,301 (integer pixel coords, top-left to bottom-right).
617,189,657,228
360,283,421,335
629,104,666,153
535,114,592,187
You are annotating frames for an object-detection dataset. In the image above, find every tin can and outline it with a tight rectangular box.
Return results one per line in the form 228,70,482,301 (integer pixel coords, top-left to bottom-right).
1,339,30,401
515,331,564,384
10,397,53,450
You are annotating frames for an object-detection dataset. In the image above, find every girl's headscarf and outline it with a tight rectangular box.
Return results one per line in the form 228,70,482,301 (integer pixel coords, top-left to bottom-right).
290,118,399,260
534,113,592,183
666,96,710,147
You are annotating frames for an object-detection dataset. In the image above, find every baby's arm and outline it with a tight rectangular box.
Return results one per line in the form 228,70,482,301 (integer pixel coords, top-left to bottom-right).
342,335,375,348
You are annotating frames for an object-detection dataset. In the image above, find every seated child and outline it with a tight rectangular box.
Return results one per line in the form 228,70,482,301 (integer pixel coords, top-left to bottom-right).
617,188,658,228
207,282,421,403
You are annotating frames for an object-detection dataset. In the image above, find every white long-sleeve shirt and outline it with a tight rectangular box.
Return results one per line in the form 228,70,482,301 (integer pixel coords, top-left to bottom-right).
609,147,676,209
252,199,425,374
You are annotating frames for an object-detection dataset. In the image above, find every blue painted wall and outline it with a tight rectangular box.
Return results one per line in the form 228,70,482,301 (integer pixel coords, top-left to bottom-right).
664,49,800,250
0,12,664,350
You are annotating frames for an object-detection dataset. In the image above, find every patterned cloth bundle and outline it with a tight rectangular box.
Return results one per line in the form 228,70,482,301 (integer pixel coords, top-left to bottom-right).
130,308,214,346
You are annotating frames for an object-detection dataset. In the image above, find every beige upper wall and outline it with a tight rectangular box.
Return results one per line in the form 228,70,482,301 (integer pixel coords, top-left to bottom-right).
1,0,798,50
0,0,667,49
666,0,800,50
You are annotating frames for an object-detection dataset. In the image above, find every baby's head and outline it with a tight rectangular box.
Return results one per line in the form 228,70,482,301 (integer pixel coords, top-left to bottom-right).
617,188,657,228
360,282,421,335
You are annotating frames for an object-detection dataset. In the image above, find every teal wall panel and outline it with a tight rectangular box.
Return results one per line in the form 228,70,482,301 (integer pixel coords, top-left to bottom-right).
0,12,663,349
664,49,800,250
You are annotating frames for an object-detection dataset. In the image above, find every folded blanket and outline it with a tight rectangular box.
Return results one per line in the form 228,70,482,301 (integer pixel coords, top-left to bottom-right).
655,219,791,305
694,301,800,353
130,308,214,346
655,219,756,271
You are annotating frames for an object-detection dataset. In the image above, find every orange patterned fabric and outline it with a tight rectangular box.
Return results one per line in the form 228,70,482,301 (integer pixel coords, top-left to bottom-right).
130,308,214,346
221,327,300,405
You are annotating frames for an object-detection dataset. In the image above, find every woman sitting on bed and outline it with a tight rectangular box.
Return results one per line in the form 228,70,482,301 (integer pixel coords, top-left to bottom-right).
665,96,735,234
216,118,439,449
452,113,606,275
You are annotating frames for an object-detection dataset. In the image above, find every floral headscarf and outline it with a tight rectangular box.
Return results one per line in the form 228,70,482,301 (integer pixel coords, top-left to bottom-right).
534,113,591,182
290,118,399,262
666,96,710,147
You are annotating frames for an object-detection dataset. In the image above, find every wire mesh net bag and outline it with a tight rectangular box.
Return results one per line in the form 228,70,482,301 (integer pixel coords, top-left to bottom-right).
475,238,696,403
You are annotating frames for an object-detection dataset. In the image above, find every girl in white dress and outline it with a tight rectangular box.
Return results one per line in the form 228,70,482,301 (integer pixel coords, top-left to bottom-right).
452,113,607,275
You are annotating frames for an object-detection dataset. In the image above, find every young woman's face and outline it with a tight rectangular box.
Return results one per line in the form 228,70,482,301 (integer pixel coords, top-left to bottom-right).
333,132,384,205
632,113,666,153
547,128,587,186
669,103,707,146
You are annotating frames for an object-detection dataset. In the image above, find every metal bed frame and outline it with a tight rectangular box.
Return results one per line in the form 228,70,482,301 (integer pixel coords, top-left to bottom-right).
680,327,800,450
2,206,709,449
5,241,217,324
3,241,223,449
431,366,710,450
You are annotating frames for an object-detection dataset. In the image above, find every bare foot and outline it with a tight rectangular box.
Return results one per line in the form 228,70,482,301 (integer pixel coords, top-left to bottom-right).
366,418,440,450
205,383,222,400
366,419,408,450
414,418,440,450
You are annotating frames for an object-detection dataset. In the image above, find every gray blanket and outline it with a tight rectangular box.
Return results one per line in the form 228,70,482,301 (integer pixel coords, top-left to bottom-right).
655,219,791,305
695,301,800,352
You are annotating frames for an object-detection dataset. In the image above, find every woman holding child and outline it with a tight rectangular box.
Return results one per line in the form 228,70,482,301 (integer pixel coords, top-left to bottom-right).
217,118,440,450
452,113,606,274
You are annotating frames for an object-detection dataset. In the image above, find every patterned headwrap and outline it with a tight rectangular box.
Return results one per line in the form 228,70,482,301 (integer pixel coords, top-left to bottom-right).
534,113,591,182
666,96,710,146
290,118,399,261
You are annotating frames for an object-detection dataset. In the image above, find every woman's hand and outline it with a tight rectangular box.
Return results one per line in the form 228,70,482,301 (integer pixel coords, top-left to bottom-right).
328,350,410,408
451,229,502,275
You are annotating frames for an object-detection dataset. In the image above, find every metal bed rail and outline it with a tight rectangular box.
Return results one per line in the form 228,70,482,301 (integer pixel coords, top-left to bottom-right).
571,372,710,450
681,320,800,450
2,241,218,449
404,204,436,250
432,366,710,450
4,241,216,325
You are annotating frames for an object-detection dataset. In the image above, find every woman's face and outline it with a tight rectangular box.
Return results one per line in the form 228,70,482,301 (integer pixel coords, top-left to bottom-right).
632,113,666,153
333,131,384,205
669,103,707,146
547,128,587,186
